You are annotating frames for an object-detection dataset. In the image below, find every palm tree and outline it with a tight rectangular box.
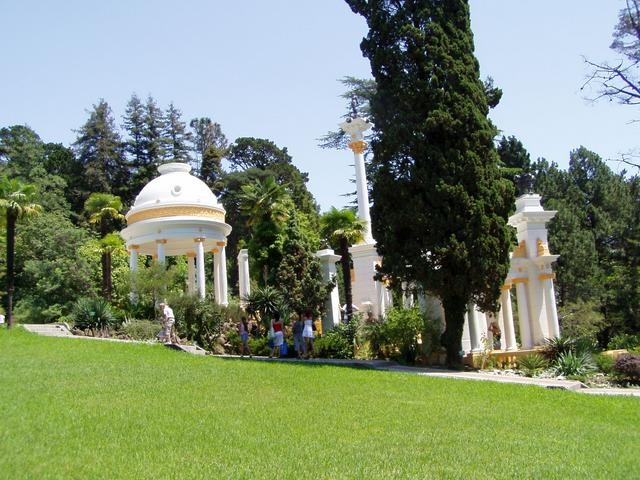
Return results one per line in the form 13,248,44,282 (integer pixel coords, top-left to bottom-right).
0,178,42,328
239,176,289,231
84,193,125,301
320,207,366,322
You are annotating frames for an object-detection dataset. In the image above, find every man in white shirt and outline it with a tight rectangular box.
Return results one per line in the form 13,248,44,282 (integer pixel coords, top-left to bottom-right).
159,302,176,344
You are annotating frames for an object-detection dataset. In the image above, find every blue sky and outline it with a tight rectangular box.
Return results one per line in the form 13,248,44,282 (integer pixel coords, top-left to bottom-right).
1,0,635,211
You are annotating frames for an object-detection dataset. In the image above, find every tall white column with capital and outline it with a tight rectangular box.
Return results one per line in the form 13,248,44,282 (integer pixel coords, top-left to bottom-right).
218,244,228,306
340,117,374,244
500,286,517,351
467,303,482,352
542,273,560,339
195,238,205,299
213,248,221,304
514,281,533,349
238,249,250,307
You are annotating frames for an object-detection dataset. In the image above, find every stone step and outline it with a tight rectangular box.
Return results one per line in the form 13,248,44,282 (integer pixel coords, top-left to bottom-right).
164,343,207,355
21,323,74,337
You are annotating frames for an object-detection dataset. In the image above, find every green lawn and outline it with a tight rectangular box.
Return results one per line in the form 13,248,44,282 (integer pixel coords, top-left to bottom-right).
0,329,638,479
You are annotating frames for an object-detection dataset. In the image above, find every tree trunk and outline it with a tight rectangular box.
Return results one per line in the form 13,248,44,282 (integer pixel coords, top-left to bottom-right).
441,294,467,368
5,212,16,329
101,252,110,300
340,237,353,322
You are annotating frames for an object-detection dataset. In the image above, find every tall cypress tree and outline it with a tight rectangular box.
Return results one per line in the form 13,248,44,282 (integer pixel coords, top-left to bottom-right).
122,94,146,204
346,0,514,365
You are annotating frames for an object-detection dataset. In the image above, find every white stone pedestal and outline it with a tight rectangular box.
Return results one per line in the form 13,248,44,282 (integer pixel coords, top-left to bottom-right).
349,243,391,319
316,249,342,332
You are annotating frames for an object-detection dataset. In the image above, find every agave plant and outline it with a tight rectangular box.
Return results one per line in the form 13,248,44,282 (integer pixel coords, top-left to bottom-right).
71,297,117,336
244,285,289,328
553,351,596,377
517,353,549,377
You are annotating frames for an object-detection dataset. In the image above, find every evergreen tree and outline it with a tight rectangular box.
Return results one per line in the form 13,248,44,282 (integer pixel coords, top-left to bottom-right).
190,117,228,183
276,215,330,317
122,94,147,203
73,100,128,201
346,0,515,365
497,136,533,194
162,102,192,163
0,125,45,178
143,95,166,168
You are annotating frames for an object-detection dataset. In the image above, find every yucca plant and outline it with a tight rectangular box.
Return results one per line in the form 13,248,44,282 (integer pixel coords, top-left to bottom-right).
244,286,289,329
542,336,577,361
517,353,549,377
553,351,596,377
71,297,117,337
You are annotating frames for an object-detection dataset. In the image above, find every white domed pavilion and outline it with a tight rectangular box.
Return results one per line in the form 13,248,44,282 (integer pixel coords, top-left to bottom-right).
120,162,231,303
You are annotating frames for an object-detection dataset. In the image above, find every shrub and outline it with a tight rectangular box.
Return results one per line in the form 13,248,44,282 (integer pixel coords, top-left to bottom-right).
607,333,640,350
170,295,226,351
553,351,596,377
315,333,353,359
248,336,271,357
612,354,640,384
517,353,549,377
118,319,161,340
594,353,615,374
71,297,117,336
542,335,594,361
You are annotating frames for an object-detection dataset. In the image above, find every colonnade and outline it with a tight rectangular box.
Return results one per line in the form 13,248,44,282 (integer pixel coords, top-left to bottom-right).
128,238,229,305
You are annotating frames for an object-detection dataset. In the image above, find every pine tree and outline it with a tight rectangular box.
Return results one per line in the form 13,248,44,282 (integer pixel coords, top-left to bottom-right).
346,0,514,365
163,102,192,163
189,117,227,183
122,94,147,203
143,95,166,167
73,99,128,201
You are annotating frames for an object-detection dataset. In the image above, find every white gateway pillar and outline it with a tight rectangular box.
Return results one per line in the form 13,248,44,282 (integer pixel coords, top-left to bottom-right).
238,249,250,307
316,249,342,332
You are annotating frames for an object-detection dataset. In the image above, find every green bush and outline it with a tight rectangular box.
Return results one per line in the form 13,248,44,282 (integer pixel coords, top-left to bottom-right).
315,332,353,359
542,335,594,361
71,297,117,336
248,336,271,357
118,319,161,340
607,333,640,350
594,353,615,374
553,351,596,377
170,295,226,351
612,354,640,384
517,353,549,377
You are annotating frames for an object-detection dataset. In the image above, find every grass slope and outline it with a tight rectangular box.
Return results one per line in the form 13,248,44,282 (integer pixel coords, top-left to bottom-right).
0,329,638,479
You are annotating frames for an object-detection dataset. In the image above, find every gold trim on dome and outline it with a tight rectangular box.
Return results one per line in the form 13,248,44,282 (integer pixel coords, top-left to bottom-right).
512,240,527,258
537,239,551,257
348,140,367,154
127,206,225,225
539,272,556,281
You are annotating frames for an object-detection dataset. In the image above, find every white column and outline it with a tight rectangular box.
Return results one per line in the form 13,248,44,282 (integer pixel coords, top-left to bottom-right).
316,249,342,332
156,239,166,264
195,238,205,299
187,254,196,295
237,249,250,306
515,280,533,349
213,249,221,304
542,274,560,338
340,117,374,244
129,246,139,304
219,245,228,306
501,287,517,351
467,303,482,352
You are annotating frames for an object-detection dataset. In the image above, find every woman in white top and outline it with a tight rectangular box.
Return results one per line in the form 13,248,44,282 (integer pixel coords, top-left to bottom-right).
302,310,315,359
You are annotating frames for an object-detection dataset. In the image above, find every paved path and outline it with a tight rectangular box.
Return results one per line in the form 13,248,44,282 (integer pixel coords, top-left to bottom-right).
19,325,639,397
217,354,640,397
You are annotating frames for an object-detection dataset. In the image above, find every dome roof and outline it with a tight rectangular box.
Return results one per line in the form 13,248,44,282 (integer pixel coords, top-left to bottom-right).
131,162,220,210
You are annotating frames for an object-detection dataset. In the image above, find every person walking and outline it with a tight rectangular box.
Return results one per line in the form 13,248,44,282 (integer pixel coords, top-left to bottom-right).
238,316,252,358
269,311,284,358
159,302,177,344
292,315,304,359
302,310,315,359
